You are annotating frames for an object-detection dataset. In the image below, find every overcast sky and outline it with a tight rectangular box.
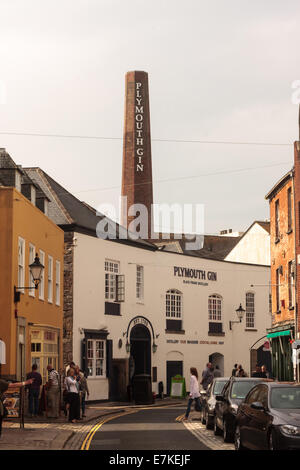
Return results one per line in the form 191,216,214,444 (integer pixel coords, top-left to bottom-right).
0,0,299,234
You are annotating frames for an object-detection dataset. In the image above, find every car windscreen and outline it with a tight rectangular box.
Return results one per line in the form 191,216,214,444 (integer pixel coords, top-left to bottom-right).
213,381,228,395
230,381,258,400
271,387,300,409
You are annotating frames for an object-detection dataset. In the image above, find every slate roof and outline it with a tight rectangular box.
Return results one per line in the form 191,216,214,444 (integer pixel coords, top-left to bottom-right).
154,233,242,260
24,167,156,250
0,148,19,169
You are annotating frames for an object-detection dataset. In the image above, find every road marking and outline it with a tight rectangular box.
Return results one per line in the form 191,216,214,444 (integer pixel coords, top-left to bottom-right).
175,414,185,422
182,420,234,450
81,405,193,450
81,410,137,451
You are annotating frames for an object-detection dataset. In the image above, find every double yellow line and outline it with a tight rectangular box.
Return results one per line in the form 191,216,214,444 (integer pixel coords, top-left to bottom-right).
81,410,136,451
81,404,185,450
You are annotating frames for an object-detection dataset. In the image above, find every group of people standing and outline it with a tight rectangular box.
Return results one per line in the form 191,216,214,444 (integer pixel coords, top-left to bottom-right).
231,363,248,377
24,361,90,423
64,362,90,423
231,363,270,378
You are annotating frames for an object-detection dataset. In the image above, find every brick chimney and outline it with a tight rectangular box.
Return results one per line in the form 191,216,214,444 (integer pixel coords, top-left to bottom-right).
121,71,154,239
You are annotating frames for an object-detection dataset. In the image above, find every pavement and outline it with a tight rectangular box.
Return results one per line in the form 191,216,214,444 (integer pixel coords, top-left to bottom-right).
0,398,184,450
181,411,234,451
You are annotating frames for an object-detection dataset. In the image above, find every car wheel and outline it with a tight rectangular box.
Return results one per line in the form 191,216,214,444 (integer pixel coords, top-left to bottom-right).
234,426,246,451
214,416,222,436
223,419,234,443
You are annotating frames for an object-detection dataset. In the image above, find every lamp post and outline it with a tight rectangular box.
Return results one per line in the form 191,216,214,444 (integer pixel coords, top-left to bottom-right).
14,254,44,303
229,303,245,330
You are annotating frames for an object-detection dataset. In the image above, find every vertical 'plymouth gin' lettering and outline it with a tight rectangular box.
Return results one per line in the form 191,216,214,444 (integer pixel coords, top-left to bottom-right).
121,71,154,238
135,82,144,172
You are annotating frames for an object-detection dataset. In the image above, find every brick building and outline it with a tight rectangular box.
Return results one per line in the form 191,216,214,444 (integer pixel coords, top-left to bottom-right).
265,141,300,381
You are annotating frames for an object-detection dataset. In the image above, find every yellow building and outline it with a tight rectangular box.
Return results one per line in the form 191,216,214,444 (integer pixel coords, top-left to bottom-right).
0,186,64,383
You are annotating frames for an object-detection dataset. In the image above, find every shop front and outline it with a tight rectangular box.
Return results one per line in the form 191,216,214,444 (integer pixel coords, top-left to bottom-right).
30,325,60,383
267,325,294,381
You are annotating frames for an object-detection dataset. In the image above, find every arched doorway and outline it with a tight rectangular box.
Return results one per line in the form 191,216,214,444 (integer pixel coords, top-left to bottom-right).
130,324,151,377
209,352,224,376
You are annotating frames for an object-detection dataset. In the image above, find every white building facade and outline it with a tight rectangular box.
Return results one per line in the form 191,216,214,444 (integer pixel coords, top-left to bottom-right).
72,232,271,401
225,221,270,265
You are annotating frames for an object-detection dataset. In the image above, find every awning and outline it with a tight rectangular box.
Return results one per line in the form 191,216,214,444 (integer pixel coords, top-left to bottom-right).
266,330,291,339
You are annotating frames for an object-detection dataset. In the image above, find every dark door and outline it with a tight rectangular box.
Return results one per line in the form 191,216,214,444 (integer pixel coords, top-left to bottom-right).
166,361,183,396
130,325,151,376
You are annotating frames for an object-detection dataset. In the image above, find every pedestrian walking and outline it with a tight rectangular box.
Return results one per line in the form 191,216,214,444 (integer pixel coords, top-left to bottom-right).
231,363,238,377
183,367,202,421
0,378,33,438
26,364,42,417
64,367,80,423
200,363,214,390
79,370,89,418
46,364,60,418
213,365,222,378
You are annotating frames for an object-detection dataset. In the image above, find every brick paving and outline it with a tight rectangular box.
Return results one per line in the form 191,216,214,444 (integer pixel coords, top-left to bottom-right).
181,411,234,451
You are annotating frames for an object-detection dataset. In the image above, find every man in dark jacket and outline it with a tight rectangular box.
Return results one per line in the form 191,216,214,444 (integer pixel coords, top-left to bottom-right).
26,364,42,417
200,363,214,390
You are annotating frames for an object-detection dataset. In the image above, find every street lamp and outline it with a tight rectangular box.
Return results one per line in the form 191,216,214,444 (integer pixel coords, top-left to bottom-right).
152,343,158,353
126,341,131,353
229,303,245,330
14,254,44,303
29,254,44,286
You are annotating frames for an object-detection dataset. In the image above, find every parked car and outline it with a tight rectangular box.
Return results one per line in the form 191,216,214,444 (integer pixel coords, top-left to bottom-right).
214,377,269,442
200,378,230,429
235,382,300,450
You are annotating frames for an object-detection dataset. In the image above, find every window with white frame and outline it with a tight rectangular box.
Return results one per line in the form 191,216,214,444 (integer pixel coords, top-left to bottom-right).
105,260,119,301
208,294,222,321
87,339,105,377
39,250,45,300
136,265,144,301
166,289,182,319
18,237,25,292
55,261,60,306
246,292,255,328
48,256,53,303
29,244,35,296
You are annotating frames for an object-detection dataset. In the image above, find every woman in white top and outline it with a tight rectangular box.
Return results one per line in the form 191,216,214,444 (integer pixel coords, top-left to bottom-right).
64,367,80,423
183,367,202,420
